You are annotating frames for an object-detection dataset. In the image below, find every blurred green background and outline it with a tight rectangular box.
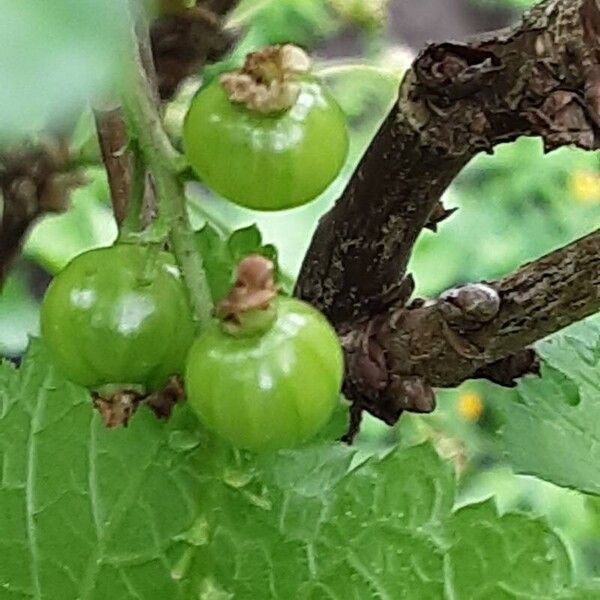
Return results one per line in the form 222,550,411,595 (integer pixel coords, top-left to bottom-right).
2,0,600,581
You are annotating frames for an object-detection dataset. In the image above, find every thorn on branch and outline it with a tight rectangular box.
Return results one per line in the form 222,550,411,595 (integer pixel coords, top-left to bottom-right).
424,201,458,232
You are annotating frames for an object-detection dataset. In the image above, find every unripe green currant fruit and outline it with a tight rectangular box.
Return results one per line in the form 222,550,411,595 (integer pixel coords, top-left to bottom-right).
183,45,349,211
41,244,195,391
185,256,344,451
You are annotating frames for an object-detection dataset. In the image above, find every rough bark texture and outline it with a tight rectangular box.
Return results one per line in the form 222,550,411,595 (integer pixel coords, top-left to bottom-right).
298,0,600,324
342,230,600,425
296,0,600,430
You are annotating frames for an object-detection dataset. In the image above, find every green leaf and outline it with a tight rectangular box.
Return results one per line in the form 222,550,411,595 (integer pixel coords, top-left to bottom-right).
0,341,588,598
496,318,600,496
0,0,125,138
228,0,339,47
195,223,281,301
557,581,600,599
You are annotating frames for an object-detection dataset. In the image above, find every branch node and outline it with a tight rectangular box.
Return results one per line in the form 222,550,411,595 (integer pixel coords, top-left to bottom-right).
440,283,501,324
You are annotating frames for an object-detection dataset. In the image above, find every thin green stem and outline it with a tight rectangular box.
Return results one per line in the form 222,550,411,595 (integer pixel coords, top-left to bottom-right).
121,5,213,327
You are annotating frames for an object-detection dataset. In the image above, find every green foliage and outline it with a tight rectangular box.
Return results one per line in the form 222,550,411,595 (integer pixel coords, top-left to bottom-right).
3,1,600,594
195,224,279,301
0,340,587,598
0,0,124,138
495,319,600,496
410,139,600,296
229,0,339,48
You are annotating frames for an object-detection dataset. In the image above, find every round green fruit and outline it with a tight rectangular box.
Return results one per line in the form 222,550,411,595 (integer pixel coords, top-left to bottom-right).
182,77,349,211
184,297,344,451
41,244,195,391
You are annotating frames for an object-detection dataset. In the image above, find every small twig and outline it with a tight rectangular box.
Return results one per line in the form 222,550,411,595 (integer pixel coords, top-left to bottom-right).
94,106,132,227
122,2,213,326
96,0,233,234
95,2,160,236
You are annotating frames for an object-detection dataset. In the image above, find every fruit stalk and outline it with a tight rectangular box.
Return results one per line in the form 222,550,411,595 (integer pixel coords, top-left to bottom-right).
121,1,213,327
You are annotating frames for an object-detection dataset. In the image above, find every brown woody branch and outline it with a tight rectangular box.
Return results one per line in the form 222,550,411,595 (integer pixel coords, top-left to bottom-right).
342,229,599,426
93,5,162,232
296,0,600,429
298,0,600,323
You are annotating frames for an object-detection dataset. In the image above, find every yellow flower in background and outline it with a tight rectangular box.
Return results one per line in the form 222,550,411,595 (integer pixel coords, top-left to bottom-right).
569,171,600,204
327,0,389,28
457,392,484,423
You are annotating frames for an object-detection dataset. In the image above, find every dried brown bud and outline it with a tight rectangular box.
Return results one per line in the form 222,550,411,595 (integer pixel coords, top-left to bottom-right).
145,376,186,419
92,376,185,428
441,283,500,323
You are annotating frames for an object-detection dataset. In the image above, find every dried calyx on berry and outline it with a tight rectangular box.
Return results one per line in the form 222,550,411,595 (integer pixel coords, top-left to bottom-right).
220,45,312,114
216,255,279,336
